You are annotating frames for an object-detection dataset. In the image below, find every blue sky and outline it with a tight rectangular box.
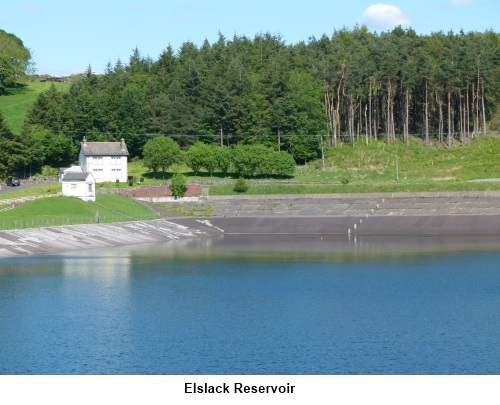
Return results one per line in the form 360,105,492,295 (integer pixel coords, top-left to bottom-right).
0,0,498,76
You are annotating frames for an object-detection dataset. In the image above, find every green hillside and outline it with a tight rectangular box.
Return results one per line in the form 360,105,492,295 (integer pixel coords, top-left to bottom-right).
0,194,157,230
0,80,70,134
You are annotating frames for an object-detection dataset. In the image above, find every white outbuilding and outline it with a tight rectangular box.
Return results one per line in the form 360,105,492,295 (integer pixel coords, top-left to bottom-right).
61,171,96,202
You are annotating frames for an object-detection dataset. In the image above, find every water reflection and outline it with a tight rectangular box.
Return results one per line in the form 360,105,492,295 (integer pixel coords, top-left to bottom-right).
61,252,133,322
62,253,132,281
105,233,500,263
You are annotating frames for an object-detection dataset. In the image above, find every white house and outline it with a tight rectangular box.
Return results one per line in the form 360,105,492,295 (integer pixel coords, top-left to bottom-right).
78,137,129,183
61,172,96,202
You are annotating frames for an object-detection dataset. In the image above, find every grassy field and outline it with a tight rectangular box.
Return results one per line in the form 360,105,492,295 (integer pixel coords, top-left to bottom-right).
0,80,70,134
288,136,498,182
207,179,500,195
0,194,157,230
124,135,500,194
0,183,61,200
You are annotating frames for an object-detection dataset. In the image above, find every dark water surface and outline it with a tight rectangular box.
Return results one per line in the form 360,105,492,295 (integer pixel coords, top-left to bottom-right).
1,234,499,374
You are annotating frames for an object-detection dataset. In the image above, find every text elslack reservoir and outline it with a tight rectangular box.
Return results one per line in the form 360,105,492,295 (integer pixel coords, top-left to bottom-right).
185,382,295,394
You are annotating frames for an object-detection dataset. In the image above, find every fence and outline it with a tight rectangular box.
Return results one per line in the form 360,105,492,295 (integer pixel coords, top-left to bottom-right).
0,213,159,231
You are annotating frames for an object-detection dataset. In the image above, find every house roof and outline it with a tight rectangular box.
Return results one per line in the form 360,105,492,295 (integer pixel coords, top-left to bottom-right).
59,166,82,175
80,139,129,156
62,172,94,182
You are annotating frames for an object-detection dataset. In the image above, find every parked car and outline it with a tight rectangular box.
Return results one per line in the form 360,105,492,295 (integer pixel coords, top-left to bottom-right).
6,177,20,186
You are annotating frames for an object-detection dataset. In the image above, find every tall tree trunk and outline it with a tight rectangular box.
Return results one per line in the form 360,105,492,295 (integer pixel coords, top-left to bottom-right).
447,91,452,148
349,96,354,147
425,80,429,146
324,90,334,146
325,87,340,147
335,71,344,147
476,66,481,136
368,79,372,140
458,91,465,143
356,100,363,142
386,80,392,144
436,92,443,144
391,100,395,142
481,80,487,136
405,89,410,145
465,83,470,142
364,104,369,145
472,81,477,136
375,94,378,140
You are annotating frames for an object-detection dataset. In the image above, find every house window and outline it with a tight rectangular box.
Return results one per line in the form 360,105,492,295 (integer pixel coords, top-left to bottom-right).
88,184,93,192
71,184,77,190
111,157,121,164
93,169,103,179
111,169,122,179
94,157,103,165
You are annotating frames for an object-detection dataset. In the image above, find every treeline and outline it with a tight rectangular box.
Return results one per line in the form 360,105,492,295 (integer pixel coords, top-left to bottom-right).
16,26,500,169
143,137,296,178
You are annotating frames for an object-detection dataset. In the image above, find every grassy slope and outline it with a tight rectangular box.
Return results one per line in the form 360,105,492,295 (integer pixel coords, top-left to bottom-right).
0,183,61,200
322,136,500,182
0,194,156,230
96,194,156,219
128,136,500,194
0,81,70,134
208,179,500,195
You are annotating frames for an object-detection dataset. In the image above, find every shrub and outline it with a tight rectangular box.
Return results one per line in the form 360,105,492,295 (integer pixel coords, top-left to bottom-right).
269,151,296,178
216,147,232,177
185,142,218,176
232,144,270,177
171,173,187,198
41,165,57,176
234,177,248,192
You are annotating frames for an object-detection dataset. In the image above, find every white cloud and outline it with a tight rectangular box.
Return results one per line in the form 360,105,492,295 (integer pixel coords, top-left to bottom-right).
450,0,476,6
362,4,411,29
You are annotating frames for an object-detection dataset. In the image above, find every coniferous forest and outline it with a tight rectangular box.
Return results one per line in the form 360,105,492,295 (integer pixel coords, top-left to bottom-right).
11,26,500,171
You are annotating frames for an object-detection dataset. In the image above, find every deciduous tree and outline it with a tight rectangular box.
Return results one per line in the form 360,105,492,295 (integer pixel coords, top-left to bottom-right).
142,136,182,173
0,30,34,94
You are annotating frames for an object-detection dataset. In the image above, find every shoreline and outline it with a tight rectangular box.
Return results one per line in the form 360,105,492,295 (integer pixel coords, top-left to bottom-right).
2,192,500,258
0,219,220,259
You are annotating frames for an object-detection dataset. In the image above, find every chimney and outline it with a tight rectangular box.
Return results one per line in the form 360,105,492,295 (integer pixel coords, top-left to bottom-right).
83,136,87,146
120,138,126,151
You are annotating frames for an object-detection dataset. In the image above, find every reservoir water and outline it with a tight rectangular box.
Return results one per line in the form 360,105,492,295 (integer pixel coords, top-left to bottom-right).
1,234,499,375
